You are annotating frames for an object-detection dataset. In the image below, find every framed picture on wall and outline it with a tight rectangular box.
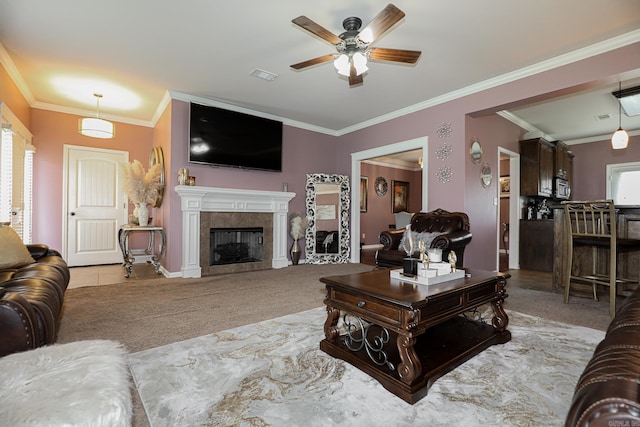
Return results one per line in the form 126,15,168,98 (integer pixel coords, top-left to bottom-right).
500,176,510,198
392,180,409,213
360,176,368,212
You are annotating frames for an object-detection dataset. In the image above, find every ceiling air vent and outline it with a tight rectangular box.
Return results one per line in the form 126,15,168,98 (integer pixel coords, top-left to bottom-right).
594,113,611,121
250,68,278,81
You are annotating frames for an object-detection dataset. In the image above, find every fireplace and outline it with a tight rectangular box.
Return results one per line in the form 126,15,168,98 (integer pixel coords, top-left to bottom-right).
210,227,264,265
176,186,295,278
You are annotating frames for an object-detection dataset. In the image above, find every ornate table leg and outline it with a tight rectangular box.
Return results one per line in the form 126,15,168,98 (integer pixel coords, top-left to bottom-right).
323,305,341,343
491,276,510,332
118,229,134,278
397,334,422,385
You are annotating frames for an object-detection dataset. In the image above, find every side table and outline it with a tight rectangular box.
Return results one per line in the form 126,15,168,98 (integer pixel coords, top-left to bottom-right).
118,225,166,278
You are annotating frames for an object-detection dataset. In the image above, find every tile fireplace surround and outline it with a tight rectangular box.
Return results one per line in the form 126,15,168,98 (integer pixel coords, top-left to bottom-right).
176,186,296,278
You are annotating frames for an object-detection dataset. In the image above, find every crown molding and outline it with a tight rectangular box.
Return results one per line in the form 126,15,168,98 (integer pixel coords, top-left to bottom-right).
2,30,639,136
0,43,35,105
337,29,640,136
168,90,339,136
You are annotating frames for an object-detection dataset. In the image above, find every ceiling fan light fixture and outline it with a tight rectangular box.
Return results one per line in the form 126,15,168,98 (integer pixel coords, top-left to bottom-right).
78,93,115,139
352,52,368,76
334,54,350,76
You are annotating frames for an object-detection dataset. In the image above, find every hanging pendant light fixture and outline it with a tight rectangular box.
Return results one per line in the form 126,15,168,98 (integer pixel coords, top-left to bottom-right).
611,82,629,150
78,93,115,139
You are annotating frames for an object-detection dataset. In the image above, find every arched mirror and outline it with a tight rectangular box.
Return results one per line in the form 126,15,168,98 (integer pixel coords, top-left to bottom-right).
149,147,165,208
480,163,492,188
305,173,350,264
470,138,483,164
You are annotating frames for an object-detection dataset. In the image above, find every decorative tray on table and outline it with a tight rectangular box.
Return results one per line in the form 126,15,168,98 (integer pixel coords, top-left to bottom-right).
390,263,465,286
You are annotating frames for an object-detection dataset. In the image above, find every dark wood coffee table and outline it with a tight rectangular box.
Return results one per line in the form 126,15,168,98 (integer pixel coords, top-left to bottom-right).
320,268,510,404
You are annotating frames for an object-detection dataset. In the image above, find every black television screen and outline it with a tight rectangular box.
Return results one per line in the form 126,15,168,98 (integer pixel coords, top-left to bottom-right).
189,102,283,172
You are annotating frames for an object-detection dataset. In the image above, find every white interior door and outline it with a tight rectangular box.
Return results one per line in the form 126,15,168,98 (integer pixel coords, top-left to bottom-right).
63,145,128,266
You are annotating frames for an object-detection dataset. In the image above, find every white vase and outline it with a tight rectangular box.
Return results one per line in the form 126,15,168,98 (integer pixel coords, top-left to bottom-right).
134,203,149,226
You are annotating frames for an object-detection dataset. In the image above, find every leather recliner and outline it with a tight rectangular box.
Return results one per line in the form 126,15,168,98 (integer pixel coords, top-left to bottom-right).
0,244,70,357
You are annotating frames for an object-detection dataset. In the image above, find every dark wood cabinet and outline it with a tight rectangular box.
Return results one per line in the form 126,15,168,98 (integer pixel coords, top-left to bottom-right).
520,219,554,272
554,141,569,179
520,138,554,197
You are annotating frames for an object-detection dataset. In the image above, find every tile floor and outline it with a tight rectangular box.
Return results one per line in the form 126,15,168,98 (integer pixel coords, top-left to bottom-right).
68,263,161,289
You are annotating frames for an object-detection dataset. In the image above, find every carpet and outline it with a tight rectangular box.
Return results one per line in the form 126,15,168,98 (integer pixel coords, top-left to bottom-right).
128,307,604,427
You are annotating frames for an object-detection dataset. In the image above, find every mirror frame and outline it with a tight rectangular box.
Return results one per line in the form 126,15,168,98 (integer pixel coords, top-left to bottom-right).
305,173,351,264
149,146,165,208
470,138,483,164
480,163,492,188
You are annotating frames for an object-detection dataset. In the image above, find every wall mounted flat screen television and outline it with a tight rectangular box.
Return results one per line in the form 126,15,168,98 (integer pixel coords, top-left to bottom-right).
189,102,283,172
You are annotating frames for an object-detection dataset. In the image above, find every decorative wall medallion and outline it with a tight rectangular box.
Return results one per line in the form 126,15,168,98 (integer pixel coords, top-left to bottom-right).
436,122,452,139
375,176,388,196
436,165,453,183
436,142,453,161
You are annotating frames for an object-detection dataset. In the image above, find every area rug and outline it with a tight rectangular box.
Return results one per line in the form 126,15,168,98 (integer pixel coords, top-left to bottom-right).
128,308,604,427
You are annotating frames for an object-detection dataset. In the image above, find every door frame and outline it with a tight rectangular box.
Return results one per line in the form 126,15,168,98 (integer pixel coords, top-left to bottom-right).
61,144,129,262
497,147,520,270
350,137,428,263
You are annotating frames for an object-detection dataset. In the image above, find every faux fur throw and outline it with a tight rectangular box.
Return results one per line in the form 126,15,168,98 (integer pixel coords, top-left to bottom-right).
0,340,131,427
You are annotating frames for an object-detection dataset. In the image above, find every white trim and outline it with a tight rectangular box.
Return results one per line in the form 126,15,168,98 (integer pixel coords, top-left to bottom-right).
350,137,428,263
175,185,296,278
606,161,640,204
3,31,638,137
498,147,521,271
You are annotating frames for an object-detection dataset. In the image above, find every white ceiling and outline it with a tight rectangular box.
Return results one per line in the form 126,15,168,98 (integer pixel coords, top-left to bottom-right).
1,1,639,140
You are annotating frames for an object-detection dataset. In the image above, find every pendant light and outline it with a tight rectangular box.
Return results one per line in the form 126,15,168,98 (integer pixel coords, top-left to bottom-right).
78,94,115,139
611,82,629,150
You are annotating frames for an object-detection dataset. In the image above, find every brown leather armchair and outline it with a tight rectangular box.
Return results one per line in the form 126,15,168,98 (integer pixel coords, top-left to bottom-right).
0,244,70,357
375,209,472,269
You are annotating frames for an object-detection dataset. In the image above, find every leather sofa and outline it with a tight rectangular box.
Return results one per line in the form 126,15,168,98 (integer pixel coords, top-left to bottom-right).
375,209,472,269
565,287,640,427
0,244,70,357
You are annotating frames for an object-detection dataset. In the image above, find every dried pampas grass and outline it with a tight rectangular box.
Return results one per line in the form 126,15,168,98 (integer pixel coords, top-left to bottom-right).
122,160,163,205
289,212,309,240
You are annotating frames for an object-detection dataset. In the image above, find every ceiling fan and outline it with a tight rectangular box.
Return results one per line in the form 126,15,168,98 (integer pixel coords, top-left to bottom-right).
290,4,421,87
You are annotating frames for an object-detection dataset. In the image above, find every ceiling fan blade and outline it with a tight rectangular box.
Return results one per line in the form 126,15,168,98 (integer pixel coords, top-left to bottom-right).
292,16,342,45
349,63,364,87
358,4,405,44
368,47,421,64
290,54,335,70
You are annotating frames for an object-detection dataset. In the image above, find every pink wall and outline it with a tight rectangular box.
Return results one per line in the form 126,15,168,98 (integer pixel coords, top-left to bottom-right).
337,42,640,270
29,109,153,251
0,65,30,128
360,163,421,245
4,41,640,274
162,100,339,272
570,134,640,201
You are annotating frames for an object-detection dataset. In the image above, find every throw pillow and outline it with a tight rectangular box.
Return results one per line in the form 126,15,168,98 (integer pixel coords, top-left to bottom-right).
0,226,35,270
398,230,441,255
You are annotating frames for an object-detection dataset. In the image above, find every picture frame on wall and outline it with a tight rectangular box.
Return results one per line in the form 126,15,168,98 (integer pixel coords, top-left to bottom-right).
500,176,510,198
360,176,368,212
392,180,409,213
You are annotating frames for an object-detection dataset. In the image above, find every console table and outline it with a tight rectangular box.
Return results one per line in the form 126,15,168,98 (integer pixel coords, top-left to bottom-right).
320,268,510,404
118,225,166,278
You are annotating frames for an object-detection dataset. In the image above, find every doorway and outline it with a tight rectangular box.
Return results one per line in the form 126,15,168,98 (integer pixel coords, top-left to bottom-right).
62,145,129,266
497,147,520,271
350,137,428,263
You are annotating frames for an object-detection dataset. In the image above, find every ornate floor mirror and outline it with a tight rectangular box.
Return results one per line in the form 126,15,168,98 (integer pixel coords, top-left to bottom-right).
305,173,350,264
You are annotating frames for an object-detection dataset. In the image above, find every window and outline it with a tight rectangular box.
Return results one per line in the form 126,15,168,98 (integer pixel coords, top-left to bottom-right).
607,161,640,205
0,104,34,243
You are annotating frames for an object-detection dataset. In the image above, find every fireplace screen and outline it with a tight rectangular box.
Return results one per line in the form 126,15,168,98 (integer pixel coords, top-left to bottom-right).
210,227,264,265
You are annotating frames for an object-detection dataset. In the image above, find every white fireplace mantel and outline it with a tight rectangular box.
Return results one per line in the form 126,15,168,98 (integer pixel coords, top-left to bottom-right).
176,185,296,278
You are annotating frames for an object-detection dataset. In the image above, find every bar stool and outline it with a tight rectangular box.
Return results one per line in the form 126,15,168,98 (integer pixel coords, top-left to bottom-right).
562,200,640,317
